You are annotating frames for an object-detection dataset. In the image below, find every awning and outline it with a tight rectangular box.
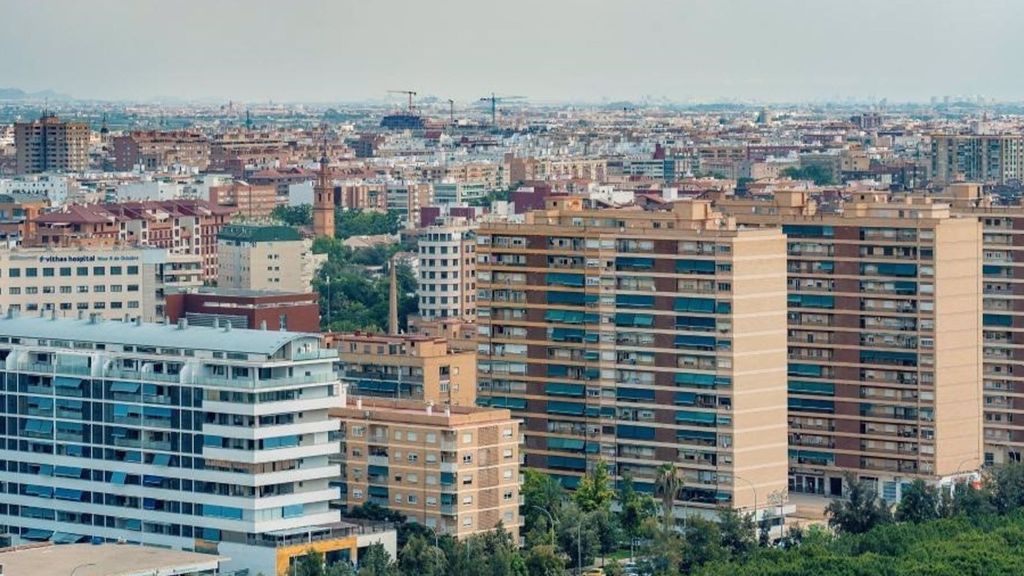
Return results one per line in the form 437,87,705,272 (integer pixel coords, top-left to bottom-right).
52,532,86,544
110,381,140,393
22,529,53,541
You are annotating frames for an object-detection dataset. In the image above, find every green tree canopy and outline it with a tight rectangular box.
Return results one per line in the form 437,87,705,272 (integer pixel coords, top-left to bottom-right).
825,473,893,535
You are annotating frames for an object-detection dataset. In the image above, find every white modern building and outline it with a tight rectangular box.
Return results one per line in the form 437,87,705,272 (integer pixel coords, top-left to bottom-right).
0,246,203,322
416,222,477,321
0,315,391,575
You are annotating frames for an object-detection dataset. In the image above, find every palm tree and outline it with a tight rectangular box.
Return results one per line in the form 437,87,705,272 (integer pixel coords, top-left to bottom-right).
656,463,683,533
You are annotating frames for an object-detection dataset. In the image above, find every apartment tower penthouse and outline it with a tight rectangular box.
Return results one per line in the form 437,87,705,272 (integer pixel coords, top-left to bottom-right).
0,315,359,576
716,190,983,500
475,197,789,516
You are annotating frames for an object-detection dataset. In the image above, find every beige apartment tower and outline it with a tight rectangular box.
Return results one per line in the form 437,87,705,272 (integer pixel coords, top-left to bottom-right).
217,224,325,293
715,190,983,500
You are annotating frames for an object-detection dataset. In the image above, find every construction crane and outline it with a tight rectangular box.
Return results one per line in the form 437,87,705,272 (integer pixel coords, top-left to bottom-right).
387,90,417,113
478,93,526,126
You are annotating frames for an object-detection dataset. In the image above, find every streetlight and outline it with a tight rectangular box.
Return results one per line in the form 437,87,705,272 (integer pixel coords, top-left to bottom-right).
734,475,758,524
325,276,332,328
530,504,583,575
70,563,97,576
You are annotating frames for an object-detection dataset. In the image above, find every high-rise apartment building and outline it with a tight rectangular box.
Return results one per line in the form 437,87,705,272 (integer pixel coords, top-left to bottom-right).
475,197,789,517
716,190,983,500
928,183,1024,466
331,397,520,539
0,315,363,576
14,115,89,174
330,332,477,407
930,134,1024,185
217,225,325,293
417,223,477,322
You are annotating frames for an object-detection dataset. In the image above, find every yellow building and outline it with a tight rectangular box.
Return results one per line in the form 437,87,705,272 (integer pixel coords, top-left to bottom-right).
330,332,478,407
332,397,521,539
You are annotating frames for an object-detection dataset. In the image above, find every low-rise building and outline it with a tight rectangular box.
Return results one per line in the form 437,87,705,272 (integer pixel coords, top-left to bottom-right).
0,245,202,321
332,397,521,539
217,224,326,293
164,287,320,333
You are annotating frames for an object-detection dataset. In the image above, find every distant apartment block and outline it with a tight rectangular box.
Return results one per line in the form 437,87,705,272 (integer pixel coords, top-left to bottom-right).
330,332,477,407
208,181,281,220
111,131,210,171
217,225,325,293
28,199,235,281
931,134,1024,185
476,197,789,517
14,114,89,174
332,397,520,539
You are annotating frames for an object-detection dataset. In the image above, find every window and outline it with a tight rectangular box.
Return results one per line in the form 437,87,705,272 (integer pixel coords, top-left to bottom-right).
426,433,437,444
408,453,419,463
462,433,472,444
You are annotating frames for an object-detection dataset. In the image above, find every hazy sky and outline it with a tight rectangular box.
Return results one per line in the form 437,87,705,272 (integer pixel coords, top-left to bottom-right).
3,0,1023,104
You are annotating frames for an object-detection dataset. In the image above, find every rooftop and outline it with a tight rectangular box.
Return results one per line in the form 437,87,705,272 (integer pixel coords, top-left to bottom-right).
0,543,226,576
218,224,303,243
0,314,319,356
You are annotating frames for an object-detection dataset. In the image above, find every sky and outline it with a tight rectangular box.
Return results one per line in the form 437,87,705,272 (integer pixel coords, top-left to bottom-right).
2,0,1023,104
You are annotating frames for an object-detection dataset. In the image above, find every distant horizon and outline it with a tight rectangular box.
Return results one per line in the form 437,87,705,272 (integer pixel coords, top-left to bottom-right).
3,0,1023,105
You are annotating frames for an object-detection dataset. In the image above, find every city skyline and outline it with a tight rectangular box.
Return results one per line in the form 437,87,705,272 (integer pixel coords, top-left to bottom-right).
3,0,1024,104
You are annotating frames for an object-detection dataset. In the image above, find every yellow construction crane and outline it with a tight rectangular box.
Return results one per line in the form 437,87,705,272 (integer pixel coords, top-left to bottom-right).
387,90,417,113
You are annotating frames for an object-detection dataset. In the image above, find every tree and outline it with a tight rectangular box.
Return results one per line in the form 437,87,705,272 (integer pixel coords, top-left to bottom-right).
557,502,600,571
271,204,313,226
680,516,726,573
325,562,356,576
575,460,615,513
334,209,402,239
825,473,893,534
397,535,445,576
895,479,939,523
356,543,397,576
655,464,683,532
295,549,326,576
619,474,658,558
522,469,565,534
604,560,626,576
940,480,995,519
588,506,621,561
717,507,756,560
989,461,1024,514
524,544,565,576
781,164,834,185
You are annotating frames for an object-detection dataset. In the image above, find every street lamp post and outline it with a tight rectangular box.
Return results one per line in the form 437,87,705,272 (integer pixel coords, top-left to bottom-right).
530,504,583,575
325,276,332,328
734,476,758,524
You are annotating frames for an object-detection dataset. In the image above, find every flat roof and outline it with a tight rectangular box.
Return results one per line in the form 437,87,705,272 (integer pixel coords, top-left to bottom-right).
0,315,319,356
0,543,227,576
